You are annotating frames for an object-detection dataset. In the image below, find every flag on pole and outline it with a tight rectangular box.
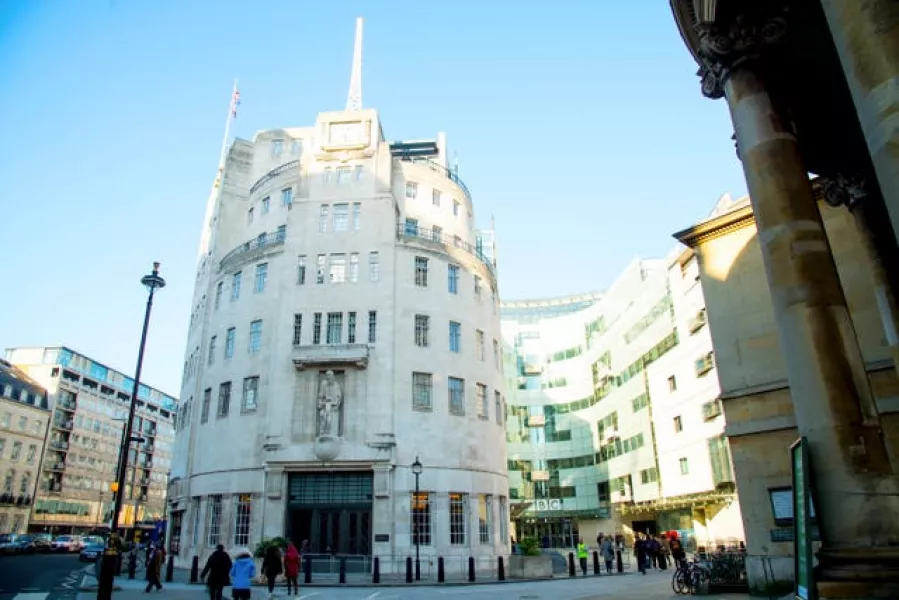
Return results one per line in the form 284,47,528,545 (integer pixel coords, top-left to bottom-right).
230,86,241,118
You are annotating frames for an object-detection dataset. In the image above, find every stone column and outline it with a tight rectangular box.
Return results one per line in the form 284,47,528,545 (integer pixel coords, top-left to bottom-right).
696,9,899,589
821,1,899,247
823,174,899,376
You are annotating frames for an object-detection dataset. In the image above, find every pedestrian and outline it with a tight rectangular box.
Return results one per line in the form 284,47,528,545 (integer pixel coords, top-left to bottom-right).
634,534,647,575
576,538,589,576
230,548,256,600
601,536,614,574
262,544,283,598
283,542,300,596
201,543,233,600
144,543,164,592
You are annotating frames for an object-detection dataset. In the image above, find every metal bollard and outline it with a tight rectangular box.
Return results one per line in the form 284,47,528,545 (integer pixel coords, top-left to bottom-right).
339,557,346,584
616,549,623,573
438,557,445,583
372,556,380,584
127,553,136,579
406,556,413,583
593,551,600,575
304,555,312,584
165,555,174,582
190,555,199,583
468,556,475,582
497,556,505,581
415,556,421,581
568,552,576,577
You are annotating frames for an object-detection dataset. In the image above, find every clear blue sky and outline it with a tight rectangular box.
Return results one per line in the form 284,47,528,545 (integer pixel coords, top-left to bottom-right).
0,1,746,395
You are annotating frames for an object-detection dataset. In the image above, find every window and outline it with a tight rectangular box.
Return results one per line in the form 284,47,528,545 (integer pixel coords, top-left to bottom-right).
327,313,343,344
478,495,492,544
281,188,293,207
272,139,283,155
410,491,431,545
297,255,307,284
201,389,211,423
453,200,460,216
405,181,418,199
207,495,223,546
493,340,499,366
217,383,231,417
449,321,461,353
330,254,347,283
673,416,683,432
17,416,26,431
349,253,359,282
313,313,323,345
261,197,270,214
31,419,41,435
231,272,242,301
234,494,252,546
20,472,30,495
208,336,217,365
276,225,286,242
247,207,254,225
249,320,263,354
254,263,268,293
412,372,432,410
316,255,326,284
225,328,235,359
449,493,466,545
333,203,349,232
293,314,303,345
405,218,419,236
191,498,201,545
347,312,357,344
449,377,465,415
3,468,13,492
498,497,509,543
679,457,690,475
476,384,488,419
10,441,21,461
668,375,677,392
414,257,428,286
369,252,380,282
319,205,329,233
352,202,361,230
476,330,485,361
26,444,36,463
291,139,302,155
640,467,659,484
695,352,715,377
215,282,223,309
242,377,259,412
414,315,430,347
432,189,441,207
432,225,442,242
494,391,502,425
368,311,377,343
474,275,482,295
336,166,350,184
448,265,459,294
0,439,4,458
324,167,332,183
354,165,363,181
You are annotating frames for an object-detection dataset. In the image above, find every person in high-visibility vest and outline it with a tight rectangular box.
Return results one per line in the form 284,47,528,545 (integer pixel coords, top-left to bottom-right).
577,538,589,576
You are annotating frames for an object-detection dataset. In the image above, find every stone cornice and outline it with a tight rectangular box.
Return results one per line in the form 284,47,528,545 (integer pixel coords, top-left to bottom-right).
672,204,755,248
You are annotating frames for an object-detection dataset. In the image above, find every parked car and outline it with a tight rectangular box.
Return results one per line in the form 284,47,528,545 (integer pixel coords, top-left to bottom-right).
79,540,105,562
33,533,52,553
51,535,81,553
6,534,36,554
0,534,18,554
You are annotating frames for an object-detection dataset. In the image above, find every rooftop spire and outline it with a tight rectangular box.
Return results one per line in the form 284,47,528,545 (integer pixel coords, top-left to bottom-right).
346,17,363,111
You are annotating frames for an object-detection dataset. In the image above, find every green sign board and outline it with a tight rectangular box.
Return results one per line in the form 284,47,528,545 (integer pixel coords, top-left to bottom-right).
792,437,817,600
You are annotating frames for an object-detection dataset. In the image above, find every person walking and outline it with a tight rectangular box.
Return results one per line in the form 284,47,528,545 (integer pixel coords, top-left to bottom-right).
201,544,233,600
143,543,164,593
230,548,256,600
283,542,300,596
576,538,589,576
634,534,647,575
601,536,615,574
262,544,283,598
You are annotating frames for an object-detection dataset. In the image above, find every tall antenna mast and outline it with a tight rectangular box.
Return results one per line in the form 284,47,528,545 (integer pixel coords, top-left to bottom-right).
346,17,363,111
197,80,240,261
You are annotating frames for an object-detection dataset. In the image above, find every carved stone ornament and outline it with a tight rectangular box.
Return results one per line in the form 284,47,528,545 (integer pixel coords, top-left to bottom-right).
695,10,789,99
822,174,870,210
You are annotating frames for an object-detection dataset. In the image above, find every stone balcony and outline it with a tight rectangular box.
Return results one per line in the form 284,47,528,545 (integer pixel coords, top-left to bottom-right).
292,344,370,370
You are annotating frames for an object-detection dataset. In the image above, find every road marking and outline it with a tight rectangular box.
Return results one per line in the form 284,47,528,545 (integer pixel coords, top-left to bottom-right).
298,594,321,599
366,593,381,599
12,593,49,600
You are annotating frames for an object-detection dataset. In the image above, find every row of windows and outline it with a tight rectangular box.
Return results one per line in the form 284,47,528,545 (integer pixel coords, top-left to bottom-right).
411,372,505,422
2,468,32,495
207,320,264,365
200,376,260,422
294,311,377,346
404,181,467,219
298,252,378,285
202,494,253,547
247,188,295,224
0,413,43,436
413,316,500,363
411,493,507,547
413,256,488,298
0,439,38,464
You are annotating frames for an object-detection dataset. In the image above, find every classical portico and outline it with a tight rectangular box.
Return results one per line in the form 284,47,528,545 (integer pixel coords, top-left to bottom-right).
671,1,899,597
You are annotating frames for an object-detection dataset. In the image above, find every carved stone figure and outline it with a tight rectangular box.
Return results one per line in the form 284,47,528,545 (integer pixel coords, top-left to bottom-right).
316,370,343,437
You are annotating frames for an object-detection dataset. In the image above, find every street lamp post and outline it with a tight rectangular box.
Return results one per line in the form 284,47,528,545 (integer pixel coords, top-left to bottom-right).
412,456,423,581
97,262,165,600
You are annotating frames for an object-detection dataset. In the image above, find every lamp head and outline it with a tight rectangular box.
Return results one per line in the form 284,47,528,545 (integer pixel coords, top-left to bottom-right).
411,456,423,476
141,261,166,292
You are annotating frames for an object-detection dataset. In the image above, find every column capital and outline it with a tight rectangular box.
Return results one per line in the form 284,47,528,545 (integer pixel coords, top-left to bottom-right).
821,173,872,211
695,10,790,99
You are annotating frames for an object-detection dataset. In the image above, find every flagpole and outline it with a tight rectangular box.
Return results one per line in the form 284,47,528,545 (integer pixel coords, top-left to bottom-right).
197,79,239,262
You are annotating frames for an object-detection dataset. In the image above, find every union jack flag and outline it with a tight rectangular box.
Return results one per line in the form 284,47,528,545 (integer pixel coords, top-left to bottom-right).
231,87,241,118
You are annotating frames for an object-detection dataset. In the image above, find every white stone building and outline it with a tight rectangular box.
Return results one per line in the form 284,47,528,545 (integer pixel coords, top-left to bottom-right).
168,94,509,564
501,248,744,549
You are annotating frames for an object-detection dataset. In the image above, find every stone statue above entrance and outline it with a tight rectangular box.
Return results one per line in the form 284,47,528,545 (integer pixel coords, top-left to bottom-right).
316,370,343,437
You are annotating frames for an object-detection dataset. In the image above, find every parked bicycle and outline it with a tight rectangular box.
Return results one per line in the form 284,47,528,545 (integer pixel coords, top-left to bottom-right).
672,556,711,595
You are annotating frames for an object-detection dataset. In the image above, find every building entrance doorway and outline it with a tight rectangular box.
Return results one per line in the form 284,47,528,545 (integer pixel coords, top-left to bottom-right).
286,472,373,560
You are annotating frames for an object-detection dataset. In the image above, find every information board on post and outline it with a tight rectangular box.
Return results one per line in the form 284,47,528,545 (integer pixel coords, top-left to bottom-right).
792,437,817,600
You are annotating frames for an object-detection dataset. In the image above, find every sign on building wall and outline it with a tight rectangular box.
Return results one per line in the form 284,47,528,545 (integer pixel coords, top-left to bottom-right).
534,499,562,511
791,437,817,600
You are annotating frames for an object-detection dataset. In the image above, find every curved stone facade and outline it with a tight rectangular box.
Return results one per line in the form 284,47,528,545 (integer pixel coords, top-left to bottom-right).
169,109,509,567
